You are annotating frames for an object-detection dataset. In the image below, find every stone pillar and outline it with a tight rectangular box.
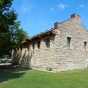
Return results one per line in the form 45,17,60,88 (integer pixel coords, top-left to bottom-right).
41,40,46,49
35,43,38,50
19,48,26,64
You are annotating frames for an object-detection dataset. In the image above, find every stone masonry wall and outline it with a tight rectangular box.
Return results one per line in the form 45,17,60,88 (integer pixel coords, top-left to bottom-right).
20,14,88,72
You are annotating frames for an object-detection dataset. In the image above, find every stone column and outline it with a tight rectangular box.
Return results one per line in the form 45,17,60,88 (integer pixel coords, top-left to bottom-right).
41,40,46,49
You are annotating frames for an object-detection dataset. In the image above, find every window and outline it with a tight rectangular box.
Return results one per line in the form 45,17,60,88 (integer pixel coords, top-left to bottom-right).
45,38,50,48
37,41,41,49
67,37,71,48
84,41,87,49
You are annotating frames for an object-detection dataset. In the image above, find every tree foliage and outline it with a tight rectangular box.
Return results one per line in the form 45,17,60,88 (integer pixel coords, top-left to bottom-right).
9,21,28,48
0,0,28,57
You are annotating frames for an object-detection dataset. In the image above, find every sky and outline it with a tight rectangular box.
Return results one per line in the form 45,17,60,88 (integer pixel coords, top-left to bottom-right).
12,0,88,36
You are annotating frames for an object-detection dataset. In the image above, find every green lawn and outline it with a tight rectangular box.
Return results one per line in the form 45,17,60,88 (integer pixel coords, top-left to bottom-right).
0,69,88,88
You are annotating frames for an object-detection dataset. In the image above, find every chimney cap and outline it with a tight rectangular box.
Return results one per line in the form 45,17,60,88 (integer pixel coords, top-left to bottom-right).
70,13,80,19
54,22,59,29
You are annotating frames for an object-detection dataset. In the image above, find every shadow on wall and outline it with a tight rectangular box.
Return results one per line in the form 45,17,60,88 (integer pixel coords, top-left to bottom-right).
20,48,33,68
11,35,55,68
12,48,32,68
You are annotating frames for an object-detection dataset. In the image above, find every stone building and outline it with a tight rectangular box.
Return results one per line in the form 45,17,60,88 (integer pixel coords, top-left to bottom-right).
19,14,88,72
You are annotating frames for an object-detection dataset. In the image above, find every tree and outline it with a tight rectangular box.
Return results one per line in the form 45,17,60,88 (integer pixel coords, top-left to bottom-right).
0,0,16,32
9,21,28,49
0,0,28,57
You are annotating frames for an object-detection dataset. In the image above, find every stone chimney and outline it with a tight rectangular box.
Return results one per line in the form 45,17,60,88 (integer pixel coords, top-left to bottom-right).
54,22,59,29
70,13,81,23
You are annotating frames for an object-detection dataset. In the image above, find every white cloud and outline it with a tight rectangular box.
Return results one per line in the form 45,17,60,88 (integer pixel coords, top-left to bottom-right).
50,7,55,11
57,3,68,10
20,6,30,15
50,3,69,12
18,0,33,16
79,4,85,8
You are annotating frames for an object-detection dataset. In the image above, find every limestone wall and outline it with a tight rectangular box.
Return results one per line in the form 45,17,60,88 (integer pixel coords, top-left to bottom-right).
52,20,88,71
20,16,88,72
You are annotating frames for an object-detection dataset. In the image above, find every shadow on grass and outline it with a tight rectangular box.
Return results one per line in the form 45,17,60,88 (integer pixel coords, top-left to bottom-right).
0,67,29,83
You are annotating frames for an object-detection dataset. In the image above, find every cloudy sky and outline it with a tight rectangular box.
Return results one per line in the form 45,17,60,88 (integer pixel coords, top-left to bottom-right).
12,0,88,36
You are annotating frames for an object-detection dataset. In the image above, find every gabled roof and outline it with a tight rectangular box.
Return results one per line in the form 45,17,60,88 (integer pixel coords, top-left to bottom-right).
22,13,88,46
22,28,56,46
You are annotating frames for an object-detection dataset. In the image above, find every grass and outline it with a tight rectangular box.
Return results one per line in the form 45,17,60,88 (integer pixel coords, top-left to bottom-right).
0,69,88,88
